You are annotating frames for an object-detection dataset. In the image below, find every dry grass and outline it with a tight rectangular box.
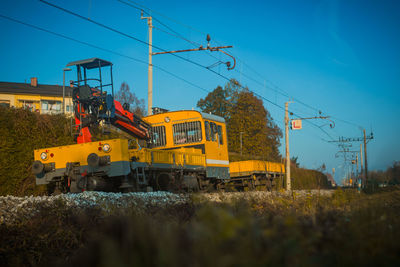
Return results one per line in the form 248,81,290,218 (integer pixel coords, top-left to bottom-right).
1,188,399,266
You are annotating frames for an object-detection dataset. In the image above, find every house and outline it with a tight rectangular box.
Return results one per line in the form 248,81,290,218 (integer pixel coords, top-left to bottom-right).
0,77,74,115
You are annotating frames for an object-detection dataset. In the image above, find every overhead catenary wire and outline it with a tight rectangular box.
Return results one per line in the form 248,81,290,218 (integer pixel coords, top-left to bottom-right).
5,0,336,142
0,16,329,142
0,14,263,118
118,0,362,129
0,13,210,95
119,0,314,109
38,0,337,142
116,0,344,135
117,0,221,63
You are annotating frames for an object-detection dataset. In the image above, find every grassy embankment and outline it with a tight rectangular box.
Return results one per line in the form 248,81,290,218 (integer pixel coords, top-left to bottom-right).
1,188,399,266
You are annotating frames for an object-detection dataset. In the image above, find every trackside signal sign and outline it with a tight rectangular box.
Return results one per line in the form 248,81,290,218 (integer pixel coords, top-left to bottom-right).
291,119,302,130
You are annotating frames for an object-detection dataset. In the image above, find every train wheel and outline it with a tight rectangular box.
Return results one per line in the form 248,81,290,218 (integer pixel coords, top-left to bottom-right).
156,173,174,191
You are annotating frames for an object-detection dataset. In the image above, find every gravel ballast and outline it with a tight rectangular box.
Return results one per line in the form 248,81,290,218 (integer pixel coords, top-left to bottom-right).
0,190,333,225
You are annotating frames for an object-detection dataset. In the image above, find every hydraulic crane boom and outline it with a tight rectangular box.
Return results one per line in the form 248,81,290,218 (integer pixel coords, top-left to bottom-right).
67,58,150,143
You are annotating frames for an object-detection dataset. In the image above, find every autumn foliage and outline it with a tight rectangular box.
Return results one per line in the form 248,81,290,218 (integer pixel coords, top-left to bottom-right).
197,79,282,161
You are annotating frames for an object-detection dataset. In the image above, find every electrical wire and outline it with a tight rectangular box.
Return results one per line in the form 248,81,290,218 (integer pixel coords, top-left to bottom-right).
38,0,337,142
0,13,210,95
118,0,363,130
0,15,334,146
39,0,225,78
117,0,221,63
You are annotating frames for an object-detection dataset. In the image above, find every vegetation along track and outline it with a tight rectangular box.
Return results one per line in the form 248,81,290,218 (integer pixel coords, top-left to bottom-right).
0,190,333,225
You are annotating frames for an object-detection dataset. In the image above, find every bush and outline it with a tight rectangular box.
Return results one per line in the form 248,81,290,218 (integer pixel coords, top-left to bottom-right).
0,106,74,196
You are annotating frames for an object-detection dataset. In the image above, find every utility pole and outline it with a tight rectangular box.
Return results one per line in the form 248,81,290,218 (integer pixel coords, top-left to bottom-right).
329,131,373,188
283,103,333,191
240,131,244,156
363,129,368,186
360,144,364,187
356,154,359,180
62,67,71,114
141,12,153,115
285,101,291,191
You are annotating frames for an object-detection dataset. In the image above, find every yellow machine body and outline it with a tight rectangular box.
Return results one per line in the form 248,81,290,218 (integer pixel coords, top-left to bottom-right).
229,160,285,178
33,110,284,192
34,139,130,168
144,110,230,179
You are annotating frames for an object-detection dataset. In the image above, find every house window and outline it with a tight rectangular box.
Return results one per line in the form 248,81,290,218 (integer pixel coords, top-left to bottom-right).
0,100,10,107
41,100,62,113
41,101,48,111
151,126,166,147
173,121,202,145
19,100,37,112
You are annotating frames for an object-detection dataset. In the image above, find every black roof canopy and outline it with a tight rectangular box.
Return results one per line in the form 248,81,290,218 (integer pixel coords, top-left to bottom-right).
66,58,112,69
0,82,72,97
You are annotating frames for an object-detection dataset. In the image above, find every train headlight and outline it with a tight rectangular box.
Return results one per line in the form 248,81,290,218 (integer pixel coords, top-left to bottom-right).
40,152,48,160
102,143,111,153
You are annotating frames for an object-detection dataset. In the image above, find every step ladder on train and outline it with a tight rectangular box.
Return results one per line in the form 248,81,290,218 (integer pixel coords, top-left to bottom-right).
135,167,147,185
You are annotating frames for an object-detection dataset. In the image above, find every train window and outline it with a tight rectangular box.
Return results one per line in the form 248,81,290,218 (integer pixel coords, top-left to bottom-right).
205,121,211,141
217,125,223,145
151,126,166,147
173,121,202,145
210,122,217,141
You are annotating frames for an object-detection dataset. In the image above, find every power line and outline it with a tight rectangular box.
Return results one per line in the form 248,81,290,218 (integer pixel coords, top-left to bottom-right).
118,0,207,36
118,0,294,104
118,0,362,129
117,0,200,47
0,14,332,144
117,0,223,65
39,0,225,77
39,0,337,142
0,13,210,95
120,0,315,111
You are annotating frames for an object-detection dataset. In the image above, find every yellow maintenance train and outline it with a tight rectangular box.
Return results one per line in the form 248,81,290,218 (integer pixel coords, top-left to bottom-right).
32,58,284,193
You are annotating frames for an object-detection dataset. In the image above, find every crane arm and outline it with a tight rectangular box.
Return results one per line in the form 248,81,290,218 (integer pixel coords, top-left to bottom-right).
73,86,150,143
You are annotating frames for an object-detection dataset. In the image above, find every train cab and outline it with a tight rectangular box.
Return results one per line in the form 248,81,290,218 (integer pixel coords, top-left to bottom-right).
143,110,230,179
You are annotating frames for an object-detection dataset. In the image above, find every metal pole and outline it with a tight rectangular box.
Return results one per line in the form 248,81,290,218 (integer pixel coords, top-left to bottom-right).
62,68,71,114
285,101,291,191
360,143,364,187
356,154,359,181
240,131,243,156
63,70,65,114
142,13,153,116
148,17,153,115
363,129,368,186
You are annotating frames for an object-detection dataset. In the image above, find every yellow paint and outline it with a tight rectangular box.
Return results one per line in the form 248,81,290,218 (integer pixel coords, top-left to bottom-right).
229,160,285,176
0,92,73,114
129,147,206,166
143,110,229,168
34,139,130,168
0,94,15,106
33,110,281,179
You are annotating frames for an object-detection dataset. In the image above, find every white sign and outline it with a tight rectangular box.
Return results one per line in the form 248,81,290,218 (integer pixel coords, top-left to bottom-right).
291,119,302,130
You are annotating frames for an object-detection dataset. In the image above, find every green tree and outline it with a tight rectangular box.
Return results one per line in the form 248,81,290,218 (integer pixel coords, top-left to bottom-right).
228,90,282,161
196,79,241,120
291,156,300,167
389,161,400,185
115,82,146,117
197,80,282,161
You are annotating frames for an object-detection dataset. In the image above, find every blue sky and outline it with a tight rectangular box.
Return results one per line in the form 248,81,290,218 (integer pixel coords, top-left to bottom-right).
1,0,399,183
